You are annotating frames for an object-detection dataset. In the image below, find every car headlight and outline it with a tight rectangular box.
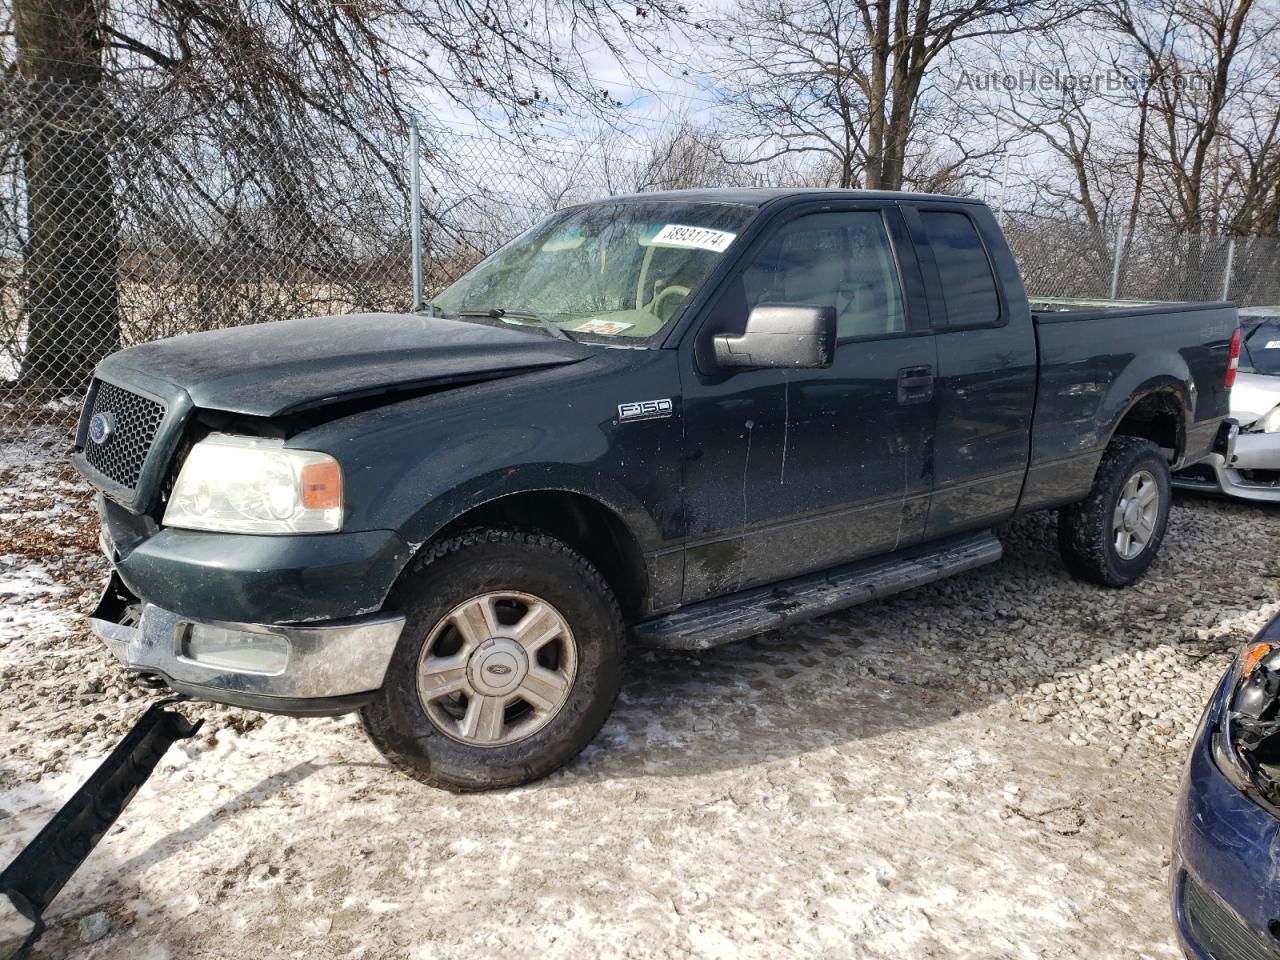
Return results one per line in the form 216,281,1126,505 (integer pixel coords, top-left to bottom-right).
163,434,343,534
1212,639,1280,806
1256,405,1280,433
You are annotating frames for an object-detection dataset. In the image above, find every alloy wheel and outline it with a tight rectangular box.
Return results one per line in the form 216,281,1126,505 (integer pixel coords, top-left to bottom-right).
416,591,578,746
1113,469,1160,560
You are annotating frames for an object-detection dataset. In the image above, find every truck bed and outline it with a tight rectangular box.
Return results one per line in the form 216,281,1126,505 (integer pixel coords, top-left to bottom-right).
1017,299,1238,514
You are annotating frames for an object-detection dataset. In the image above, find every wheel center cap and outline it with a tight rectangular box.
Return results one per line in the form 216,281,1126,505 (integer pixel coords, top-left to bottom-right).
467,638,528,697
1122,500,1142,531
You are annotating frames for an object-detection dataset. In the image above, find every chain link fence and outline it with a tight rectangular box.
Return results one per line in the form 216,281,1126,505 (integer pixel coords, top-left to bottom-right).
1006,211,1280,305
3,76,1280,527
1,77,420,517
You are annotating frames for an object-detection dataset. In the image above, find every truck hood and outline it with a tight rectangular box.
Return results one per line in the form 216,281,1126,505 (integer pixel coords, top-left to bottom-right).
98,313,593,417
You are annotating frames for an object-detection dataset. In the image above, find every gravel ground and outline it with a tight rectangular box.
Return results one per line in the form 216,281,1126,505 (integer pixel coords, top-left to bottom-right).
1,454,1277,959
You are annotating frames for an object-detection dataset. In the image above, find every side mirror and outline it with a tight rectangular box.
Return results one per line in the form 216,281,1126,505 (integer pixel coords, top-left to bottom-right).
712,303,837,370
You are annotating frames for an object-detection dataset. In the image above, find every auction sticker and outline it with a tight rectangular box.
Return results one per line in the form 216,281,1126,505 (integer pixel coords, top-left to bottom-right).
651,224,737,253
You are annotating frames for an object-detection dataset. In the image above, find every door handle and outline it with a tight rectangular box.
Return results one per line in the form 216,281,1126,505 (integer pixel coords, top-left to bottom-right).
897,365,934,405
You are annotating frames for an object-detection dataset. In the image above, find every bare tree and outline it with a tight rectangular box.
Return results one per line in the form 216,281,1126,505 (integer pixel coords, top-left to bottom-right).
713,0,871,187
635,121,740,190
1106,0,1278,233
981,32,1143,278
13,0,120,388
980,0,1280,298
4,0,683,388
712,0,1080,190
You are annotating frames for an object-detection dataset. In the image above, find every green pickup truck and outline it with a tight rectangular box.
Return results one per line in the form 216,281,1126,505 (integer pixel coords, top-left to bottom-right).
75,189,1239,790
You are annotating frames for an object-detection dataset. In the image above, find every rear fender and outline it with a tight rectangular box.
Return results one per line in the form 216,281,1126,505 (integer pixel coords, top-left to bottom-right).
1103,375,1193,463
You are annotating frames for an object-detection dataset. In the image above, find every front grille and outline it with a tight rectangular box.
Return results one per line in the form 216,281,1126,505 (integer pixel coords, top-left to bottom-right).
82,380,166,490
1183,871,1280,960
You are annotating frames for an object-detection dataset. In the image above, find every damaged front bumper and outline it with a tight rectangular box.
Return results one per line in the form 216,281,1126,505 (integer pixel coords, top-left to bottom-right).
90,574,404,716
1174,420,1280,502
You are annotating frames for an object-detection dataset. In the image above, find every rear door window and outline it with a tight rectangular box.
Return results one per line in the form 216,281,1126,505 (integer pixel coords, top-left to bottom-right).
920,211,1001,328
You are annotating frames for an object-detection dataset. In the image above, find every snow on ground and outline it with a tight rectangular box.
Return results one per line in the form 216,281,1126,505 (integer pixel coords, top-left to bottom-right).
1,456,1276,959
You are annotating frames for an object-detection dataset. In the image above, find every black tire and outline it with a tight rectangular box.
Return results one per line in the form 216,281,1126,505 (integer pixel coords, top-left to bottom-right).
361,528,624,791
1057,436,1172,587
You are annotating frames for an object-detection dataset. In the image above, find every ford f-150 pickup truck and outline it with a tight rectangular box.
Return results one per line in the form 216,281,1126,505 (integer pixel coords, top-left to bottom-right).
74,189,1239,790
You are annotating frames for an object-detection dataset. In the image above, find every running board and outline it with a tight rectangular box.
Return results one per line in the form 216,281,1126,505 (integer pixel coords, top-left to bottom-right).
1,699,202,959
633,531,1003,650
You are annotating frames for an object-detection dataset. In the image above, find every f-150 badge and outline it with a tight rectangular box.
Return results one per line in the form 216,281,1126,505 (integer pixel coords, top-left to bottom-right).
618,399,673,422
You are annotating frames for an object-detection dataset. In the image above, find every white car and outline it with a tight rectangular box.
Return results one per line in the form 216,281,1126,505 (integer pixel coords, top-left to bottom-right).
1174,306,1280,501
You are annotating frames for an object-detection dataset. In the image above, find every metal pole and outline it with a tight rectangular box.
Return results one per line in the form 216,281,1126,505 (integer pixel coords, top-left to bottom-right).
409,116,424,312
1110,219,1125,300
1222,236,1236,302
998,154,1010,228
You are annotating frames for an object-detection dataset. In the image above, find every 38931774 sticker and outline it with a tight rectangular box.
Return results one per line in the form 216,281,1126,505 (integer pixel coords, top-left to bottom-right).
650,224,737,253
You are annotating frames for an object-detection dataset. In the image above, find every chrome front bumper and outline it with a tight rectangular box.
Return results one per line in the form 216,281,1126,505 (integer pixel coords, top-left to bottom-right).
90,577,405,715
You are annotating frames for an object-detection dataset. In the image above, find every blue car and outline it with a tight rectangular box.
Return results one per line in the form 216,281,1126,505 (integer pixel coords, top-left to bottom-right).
1172,615,1280,959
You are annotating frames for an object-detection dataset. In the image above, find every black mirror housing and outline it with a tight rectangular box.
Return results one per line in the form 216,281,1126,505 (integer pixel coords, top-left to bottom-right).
712,303,838,370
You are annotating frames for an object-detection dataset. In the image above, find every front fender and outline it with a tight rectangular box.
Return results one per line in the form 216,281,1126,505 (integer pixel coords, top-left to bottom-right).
397,465,666,552
288,350,686,609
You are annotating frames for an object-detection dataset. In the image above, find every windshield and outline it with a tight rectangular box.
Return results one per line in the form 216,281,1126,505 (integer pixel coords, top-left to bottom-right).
1242,319,1280,375
432,200,756,341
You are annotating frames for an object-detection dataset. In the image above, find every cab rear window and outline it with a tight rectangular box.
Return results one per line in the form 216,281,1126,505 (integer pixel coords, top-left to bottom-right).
921,211,1001,329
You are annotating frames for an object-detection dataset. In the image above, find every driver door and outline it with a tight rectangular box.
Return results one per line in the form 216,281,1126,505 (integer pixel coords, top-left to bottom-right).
678,203,937,602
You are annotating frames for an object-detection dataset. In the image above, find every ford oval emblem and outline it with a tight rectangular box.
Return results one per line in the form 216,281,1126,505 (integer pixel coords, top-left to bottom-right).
88,412,115,445
486,663,513,676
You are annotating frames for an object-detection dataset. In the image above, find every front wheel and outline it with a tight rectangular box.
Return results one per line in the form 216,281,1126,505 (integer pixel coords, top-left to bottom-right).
361,528,624,791
1057,436,1172,587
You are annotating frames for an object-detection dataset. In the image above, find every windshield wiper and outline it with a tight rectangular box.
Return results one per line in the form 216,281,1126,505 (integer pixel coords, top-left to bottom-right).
457,307,574,343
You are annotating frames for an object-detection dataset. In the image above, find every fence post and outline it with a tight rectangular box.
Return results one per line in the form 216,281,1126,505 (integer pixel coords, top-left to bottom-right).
1222,237,1236,302
998,154,1009,229
1109,219,1125,300
409,116,424,312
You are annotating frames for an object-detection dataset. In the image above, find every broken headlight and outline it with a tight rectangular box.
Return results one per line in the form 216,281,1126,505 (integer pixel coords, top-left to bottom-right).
1212,639,1280,813
1254,406,1280,434
163,434,343,534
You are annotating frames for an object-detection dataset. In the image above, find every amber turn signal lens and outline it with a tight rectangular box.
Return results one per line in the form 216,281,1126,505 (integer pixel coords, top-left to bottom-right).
300,461,342,510
1241,642,1275,678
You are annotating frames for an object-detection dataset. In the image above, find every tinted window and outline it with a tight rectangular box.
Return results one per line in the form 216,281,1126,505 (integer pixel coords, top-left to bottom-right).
921,211,1000,328
741,211,905,339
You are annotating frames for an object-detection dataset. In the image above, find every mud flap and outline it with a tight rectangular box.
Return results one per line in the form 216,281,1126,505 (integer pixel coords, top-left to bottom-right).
0,699,203,959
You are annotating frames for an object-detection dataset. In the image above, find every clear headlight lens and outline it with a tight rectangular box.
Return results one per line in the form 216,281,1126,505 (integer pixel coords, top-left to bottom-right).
163,434,343,534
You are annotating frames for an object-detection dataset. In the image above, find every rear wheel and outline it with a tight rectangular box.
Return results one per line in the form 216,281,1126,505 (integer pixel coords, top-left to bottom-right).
1058,436,1172,587
361,528,624,791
